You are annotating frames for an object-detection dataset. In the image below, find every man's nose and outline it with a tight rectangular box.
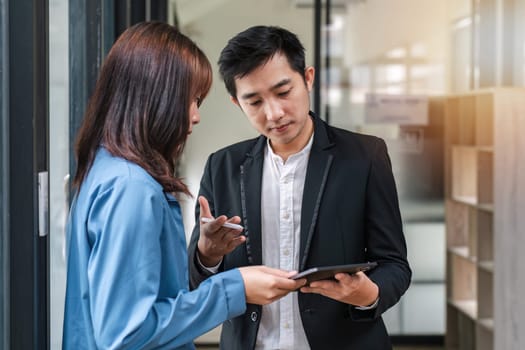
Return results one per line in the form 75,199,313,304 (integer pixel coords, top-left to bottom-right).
264,100,284,121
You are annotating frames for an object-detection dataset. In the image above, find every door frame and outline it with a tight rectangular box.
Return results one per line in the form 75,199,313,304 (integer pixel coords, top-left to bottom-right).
0,0,9,347
7,0,49,348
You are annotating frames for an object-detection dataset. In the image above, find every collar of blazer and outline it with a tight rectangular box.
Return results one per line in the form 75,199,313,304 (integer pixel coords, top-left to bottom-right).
240,111,335,269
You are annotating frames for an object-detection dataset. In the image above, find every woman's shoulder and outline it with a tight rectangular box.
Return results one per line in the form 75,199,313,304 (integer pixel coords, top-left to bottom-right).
86,148,164,196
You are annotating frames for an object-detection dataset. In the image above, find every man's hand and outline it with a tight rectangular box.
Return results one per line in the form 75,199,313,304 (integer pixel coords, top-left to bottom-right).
238,266,307,305
300,271,379,307
197,196,246,267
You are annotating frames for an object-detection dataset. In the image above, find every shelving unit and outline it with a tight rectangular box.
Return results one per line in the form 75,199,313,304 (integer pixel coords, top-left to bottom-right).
444,88,525,350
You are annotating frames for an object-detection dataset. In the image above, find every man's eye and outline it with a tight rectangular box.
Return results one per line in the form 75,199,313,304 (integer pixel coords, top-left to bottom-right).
278,90,291,97
196,97,202,107
249,100,262,106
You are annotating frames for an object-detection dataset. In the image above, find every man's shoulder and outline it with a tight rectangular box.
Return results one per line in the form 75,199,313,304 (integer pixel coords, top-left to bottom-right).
325,123,384,150
211,136,263,158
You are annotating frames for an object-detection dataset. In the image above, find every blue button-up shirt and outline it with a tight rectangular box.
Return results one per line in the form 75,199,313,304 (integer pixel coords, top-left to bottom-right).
63,148,246,349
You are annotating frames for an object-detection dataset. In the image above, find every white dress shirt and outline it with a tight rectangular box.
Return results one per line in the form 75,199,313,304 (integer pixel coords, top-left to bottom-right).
254,135,313,350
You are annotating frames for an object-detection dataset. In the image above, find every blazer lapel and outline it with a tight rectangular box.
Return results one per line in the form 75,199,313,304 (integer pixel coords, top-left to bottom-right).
240,137,266,265
299,114,335,270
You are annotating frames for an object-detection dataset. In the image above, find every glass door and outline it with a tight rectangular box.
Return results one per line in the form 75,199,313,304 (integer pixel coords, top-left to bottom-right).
49,0,69,348
321,0,447,342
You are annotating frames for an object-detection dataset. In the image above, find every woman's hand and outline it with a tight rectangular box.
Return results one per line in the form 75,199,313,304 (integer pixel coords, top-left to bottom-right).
238,266,307,305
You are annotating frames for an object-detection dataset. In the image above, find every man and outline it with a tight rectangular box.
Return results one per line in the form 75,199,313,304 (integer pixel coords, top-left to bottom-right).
188,25,411,350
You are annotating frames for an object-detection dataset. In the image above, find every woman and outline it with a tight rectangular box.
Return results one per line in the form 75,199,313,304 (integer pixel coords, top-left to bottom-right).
63,22,303,349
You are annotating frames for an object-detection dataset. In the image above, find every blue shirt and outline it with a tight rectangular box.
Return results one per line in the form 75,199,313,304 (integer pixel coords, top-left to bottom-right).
63,148,246,349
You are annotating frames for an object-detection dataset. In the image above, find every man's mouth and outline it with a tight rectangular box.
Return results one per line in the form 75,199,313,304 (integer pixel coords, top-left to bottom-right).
271,122,291,132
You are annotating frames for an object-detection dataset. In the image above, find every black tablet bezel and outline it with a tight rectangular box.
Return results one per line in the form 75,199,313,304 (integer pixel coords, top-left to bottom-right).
290,262,378,283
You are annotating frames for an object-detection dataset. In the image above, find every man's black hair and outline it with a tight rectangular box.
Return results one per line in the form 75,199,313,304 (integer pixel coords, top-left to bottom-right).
218,25,306,98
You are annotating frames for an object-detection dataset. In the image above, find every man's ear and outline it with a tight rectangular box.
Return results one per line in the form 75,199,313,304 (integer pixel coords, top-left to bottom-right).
304,66,315,92
230,95,240,107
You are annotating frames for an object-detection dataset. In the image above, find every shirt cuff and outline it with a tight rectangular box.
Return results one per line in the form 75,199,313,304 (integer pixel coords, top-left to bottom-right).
196,251,222,273
355,297,380,310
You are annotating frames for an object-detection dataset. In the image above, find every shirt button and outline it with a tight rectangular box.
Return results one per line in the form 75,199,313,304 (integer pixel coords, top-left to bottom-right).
250,311,258,322
283,212,289,220
284,322,290,329
283,249,290,256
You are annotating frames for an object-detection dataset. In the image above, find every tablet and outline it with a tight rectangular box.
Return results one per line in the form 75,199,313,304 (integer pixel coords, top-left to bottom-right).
290,262,378,284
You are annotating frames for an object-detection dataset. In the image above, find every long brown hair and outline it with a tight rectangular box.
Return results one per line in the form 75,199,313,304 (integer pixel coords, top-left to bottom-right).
72,22,212,194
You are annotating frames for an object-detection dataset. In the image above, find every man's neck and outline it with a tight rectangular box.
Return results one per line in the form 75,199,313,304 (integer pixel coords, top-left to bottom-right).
270,117,314,162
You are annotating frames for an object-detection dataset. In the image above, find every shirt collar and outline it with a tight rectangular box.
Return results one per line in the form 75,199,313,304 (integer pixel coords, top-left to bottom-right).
266,133,314,163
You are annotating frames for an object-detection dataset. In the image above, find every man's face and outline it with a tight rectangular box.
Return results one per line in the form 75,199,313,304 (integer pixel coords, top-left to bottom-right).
232,52,315,155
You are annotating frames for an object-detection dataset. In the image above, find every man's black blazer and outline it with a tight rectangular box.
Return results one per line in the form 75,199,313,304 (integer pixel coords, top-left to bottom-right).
188,113,411,350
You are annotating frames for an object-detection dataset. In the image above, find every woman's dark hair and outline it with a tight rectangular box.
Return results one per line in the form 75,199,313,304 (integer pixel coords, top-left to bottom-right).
73,21,212,194
218,25,306,98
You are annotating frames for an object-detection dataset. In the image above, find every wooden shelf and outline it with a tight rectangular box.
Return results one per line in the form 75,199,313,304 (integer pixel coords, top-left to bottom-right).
451,146,493,206
449,299,478,320
448,251,477,302
478,261,493,273
478,318,494,331
452,195,477,206
445,88,525,350
477,268,493,319
476,203,493,212
447,246,469,259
